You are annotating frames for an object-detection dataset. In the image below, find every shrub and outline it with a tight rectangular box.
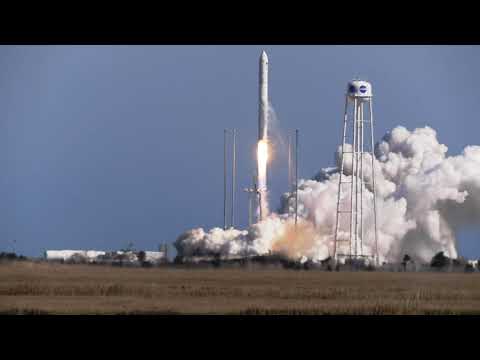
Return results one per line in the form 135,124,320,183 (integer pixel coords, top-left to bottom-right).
0,252,17,260
137,251,146,262
401,254,411,272
0,252,27,261
452,257,467,267
430,251,450,270
212,253,221,268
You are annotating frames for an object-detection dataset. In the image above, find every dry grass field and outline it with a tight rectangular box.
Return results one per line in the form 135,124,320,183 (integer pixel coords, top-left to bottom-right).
1,261,480,315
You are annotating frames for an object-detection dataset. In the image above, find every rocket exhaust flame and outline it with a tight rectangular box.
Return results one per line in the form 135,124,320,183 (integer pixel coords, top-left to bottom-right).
257,139,269,219
257,140,269,180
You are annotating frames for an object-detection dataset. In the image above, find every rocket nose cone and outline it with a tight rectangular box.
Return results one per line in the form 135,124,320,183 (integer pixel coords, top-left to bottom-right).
260,50,268,63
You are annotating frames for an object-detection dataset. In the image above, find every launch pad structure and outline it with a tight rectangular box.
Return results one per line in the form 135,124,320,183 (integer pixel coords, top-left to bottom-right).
225,55,380,268
333,80,379,266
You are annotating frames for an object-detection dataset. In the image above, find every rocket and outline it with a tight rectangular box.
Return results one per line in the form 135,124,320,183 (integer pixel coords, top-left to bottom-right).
258,50,268,141
256,50,269,220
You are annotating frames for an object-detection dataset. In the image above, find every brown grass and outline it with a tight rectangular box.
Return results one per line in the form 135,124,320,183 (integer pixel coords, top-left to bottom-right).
1,261,480,315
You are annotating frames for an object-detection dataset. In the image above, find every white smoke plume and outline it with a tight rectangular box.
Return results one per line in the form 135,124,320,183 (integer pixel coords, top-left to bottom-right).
175,126,480,264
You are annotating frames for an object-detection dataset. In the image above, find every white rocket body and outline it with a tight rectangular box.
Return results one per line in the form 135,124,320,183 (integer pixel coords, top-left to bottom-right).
256,50,269,220
258,51,268,141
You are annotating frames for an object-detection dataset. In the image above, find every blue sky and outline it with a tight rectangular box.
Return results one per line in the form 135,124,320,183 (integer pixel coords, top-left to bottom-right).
1,45,480,258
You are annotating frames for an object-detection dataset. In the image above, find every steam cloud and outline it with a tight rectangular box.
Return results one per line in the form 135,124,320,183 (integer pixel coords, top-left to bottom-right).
176,126,480,263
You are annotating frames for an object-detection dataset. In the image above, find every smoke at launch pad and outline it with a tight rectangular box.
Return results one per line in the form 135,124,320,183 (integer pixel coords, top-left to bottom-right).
176,125,480,264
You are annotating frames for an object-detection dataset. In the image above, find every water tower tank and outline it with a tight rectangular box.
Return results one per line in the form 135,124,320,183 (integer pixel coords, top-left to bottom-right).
347,80,372,101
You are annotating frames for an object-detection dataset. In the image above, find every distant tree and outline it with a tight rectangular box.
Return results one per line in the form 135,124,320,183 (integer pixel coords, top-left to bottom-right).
0,252,18,261
137,251,146,262
173,255,184,264
452,257,467,271
141,261,152,268
430,251,450,270
465,263,475,273
212,253,221,268
320,256,331,267
70,253,86,264
401,254,411,272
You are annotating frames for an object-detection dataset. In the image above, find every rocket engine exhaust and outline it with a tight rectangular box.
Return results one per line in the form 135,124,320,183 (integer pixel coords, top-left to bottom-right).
257,50,269,220
257,139,269,218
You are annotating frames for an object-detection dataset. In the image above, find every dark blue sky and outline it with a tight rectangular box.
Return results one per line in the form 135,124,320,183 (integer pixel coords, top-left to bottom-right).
2,45,480,258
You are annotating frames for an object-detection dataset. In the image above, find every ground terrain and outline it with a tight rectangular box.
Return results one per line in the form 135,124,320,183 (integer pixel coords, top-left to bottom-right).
1,261,480,315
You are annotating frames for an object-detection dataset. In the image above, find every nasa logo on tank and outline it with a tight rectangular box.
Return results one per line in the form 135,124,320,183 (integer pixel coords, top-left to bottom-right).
349,84,357,94
359,85,367,94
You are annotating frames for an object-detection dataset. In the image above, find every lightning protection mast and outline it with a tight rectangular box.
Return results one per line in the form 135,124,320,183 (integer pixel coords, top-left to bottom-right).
223,129,237,229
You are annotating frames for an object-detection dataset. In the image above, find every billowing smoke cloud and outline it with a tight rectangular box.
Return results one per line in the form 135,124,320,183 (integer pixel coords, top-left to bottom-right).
175,126,480,263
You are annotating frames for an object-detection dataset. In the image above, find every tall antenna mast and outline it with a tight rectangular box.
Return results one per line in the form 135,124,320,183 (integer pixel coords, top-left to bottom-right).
288,133,292,191
223,129,236,229
231,129,236,229
224,129,227,229
295,129,299,228
248,189,253,226
333,80,379,266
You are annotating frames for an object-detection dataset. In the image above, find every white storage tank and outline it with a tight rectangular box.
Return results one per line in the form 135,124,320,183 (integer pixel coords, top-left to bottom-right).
347,79,372,101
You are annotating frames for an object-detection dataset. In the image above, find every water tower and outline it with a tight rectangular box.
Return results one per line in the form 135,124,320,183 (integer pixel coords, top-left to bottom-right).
333,79,379,265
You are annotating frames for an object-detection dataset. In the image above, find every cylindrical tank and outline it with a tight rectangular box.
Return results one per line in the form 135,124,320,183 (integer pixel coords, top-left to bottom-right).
347,80,372,101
